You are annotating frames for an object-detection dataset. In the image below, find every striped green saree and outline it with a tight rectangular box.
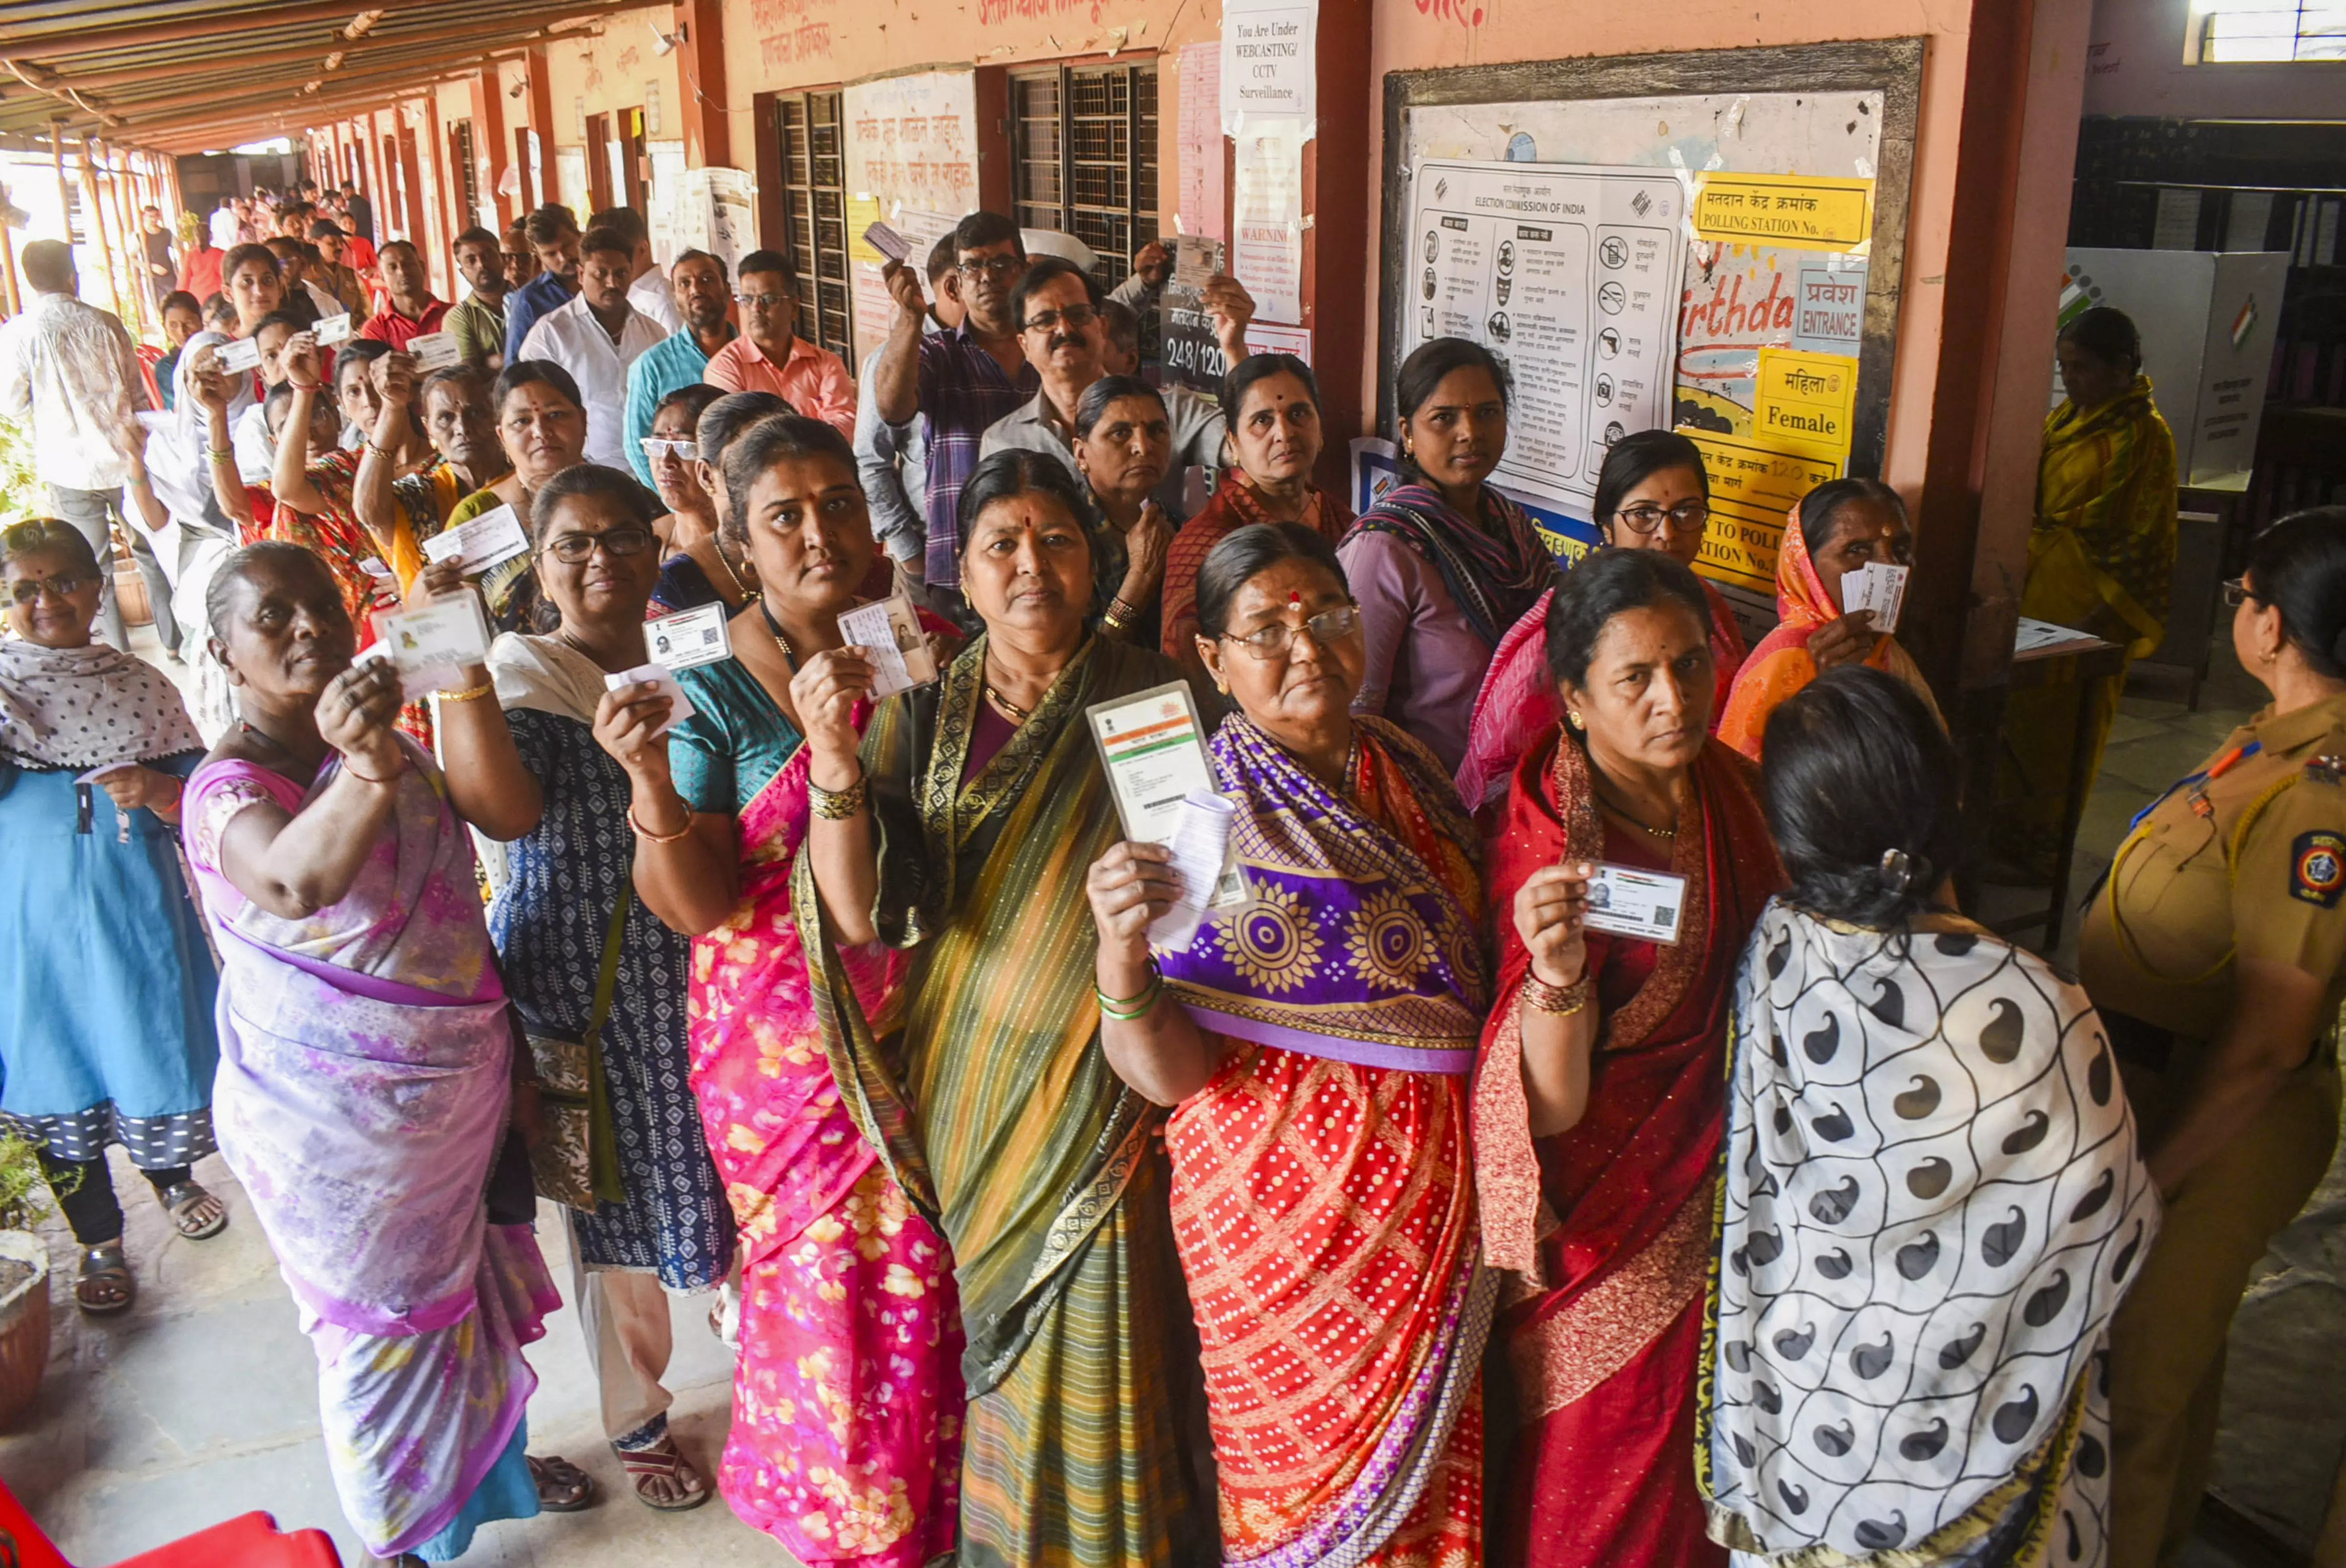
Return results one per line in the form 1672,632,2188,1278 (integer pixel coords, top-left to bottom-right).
795,632,1203,1568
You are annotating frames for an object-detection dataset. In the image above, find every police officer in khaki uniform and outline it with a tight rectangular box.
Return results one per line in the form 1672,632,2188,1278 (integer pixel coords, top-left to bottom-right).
2079,507,2346,1568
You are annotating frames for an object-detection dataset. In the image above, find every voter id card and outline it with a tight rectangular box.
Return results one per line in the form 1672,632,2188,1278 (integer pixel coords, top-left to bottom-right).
1583,864,1688,945
315,312,355,346
421,502,530,574
836,591,937,698
1843,562,1910,635
374,595,490,699
645,602,733,673
408,331,461,371
215,335,262,374
863,222,912,264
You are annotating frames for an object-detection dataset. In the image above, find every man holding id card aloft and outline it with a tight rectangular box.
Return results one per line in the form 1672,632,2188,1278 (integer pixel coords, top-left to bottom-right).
1473,549,1782,1568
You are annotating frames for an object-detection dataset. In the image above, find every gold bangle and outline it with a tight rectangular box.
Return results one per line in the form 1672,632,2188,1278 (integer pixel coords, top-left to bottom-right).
809,774,867,820
627,803,692,843
437,681,495,702
206,446,235,463
339,754,403,787
1522,971,1592,1017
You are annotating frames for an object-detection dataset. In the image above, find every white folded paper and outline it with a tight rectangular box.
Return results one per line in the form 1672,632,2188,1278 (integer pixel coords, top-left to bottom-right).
605,664,697,738
1149,790,1238,949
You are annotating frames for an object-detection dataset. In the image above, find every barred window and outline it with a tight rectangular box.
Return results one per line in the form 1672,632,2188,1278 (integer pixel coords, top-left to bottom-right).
1010,62,1158,289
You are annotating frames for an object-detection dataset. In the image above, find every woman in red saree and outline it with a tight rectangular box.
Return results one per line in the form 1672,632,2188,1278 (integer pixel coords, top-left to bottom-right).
1087,521,1494,1567
1475,547,1782,1568
1454,430,1745,817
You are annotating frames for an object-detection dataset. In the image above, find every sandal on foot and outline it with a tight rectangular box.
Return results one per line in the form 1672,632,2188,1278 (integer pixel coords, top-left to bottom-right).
616,1436,709,1511
527,1453,595,1512
75,1242,134,1316
160,1181,229,1241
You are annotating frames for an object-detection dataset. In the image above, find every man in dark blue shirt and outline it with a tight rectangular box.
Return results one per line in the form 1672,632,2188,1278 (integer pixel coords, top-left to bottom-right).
502,202,582,365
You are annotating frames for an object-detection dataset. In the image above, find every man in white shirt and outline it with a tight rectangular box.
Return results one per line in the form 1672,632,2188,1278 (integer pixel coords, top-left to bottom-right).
591,205,682,336
517,222,666,470
209,198,241,251
0,240,156,650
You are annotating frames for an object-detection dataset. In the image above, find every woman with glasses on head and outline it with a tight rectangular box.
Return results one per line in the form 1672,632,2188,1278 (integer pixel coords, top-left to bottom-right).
1456,431,1743,814
1161,353,1353,691
2080,510,2346,1568
1071,373,1182,649
1344,337,1560,775
1477,548,1782,1568
593,416,965,1564
0,519,229,1318
1087,521,1494,1567
648,390,791,617
415,464,733,1513
1716,477,1941,762
799,447,1203,1568
642,383,725,557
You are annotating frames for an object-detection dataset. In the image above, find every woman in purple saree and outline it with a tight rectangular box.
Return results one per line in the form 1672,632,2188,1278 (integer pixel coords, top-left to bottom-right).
180,541,580,1563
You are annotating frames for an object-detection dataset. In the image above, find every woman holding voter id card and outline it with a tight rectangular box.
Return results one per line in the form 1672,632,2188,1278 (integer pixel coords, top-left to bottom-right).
1475,547,1782,1568
1716,476,1942,762
416,462,733,1514
583,416,966,1563
1082,521,1496,1568
799,446,1203,1568
177,540,586,1563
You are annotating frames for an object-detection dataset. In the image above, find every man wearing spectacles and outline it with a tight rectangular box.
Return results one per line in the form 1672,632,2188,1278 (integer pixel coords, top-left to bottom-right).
979,256,1242,520
623,249,737,487
702,249,856,439
869,210,1042,604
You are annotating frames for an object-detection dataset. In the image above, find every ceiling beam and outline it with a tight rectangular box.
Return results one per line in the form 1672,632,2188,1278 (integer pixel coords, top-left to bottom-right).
3,0,592,62
37,4,615,92
77,44,516,121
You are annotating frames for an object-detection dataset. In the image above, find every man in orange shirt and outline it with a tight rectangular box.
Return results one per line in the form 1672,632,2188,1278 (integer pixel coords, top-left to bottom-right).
701,249,855,437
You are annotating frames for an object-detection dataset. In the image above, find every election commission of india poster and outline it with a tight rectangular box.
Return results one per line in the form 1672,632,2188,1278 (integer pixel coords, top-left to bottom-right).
1398,89,1885,614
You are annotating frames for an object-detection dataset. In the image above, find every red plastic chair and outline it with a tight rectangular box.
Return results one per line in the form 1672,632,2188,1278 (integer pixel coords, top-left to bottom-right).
0,1478,340,1568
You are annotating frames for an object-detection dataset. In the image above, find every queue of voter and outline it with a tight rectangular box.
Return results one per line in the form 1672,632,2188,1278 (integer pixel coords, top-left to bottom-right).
2,172,2345,1568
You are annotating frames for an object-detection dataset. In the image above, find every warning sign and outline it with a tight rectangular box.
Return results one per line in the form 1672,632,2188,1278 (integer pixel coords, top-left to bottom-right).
1693,173,1873,253
1754,347,1859,462
1680,429,1842,593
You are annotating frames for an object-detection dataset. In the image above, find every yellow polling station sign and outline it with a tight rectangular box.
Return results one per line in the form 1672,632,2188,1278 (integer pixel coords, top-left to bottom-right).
1679,429,1843,593
1692,172,1873,253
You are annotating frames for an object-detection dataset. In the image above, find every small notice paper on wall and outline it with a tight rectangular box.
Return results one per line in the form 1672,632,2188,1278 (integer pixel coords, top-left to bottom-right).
1220,0,1316,132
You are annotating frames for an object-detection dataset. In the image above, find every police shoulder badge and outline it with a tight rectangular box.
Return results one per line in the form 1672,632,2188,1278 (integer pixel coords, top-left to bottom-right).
2291,830,2346,908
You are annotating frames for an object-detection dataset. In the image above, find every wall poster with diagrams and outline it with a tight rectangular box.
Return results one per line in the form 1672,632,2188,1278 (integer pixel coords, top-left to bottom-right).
1380,43,1920,626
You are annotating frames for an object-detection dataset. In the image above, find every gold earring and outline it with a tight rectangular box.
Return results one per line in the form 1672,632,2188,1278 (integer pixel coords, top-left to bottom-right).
1567,709,1583,728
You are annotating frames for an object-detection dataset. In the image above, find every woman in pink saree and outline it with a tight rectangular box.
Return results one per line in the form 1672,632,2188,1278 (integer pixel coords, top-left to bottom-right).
593,415,963,1566
180,541,575,1564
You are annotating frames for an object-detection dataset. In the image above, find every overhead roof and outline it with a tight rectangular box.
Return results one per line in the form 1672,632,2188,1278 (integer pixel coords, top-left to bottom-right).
0,0,632,152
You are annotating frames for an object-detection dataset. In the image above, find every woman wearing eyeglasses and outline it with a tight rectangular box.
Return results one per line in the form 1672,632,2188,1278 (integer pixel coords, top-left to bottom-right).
1086,521,1495,1566
641,385,749,615
2080,509,2346,1568
1455,431,1744,814
0,519,228,1318
1716,476,1941,762
418,464,734,1514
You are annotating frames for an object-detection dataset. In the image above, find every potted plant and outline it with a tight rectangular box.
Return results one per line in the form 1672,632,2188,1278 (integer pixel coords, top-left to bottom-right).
0,1133,55,1429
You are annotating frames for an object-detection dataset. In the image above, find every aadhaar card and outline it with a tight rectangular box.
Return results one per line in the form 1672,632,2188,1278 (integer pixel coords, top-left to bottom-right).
1583,864,1688,945
374,595,490,699
1088,680,1215,846
315,312,354,346
215,336,262,374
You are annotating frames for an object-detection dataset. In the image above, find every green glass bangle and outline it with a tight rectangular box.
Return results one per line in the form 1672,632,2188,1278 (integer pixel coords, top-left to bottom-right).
1096,967,1162,1020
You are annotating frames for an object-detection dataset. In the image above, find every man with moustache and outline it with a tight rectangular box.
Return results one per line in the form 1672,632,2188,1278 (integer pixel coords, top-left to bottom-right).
517,223,665,471
502,201,583,365
356,240,450,350
981,256,1252,517
623,248,737,485
446,226,514,372
701,250,854,436
869,209,1039,606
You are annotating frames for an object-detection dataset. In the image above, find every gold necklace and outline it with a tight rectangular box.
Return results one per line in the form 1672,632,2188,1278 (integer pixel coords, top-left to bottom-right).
712,538,756,602
984,683,1033,723
1592,771,1679,839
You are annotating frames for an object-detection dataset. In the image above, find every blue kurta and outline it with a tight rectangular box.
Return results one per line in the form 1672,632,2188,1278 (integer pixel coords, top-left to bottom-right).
486,706,732,1290
0,754,220,1163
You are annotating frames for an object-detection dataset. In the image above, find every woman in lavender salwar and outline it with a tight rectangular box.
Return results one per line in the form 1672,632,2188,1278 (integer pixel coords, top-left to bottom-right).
179,541,592,1563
